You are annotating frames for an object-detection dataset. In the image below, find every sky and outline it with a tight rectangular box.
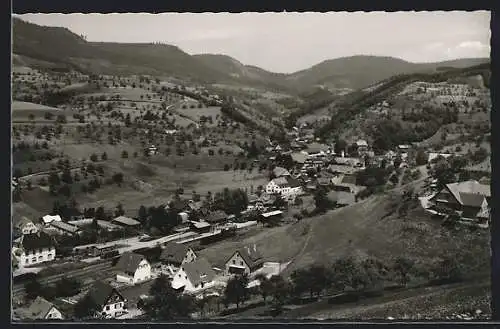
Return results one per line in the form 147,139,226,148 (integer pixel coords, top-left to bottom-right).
15,11,491,73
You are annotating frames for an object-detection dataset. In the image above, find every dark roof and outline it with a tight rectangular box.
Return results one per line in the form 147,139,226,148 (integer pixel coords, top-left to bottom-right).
25,297,57,319
458,192,485,207
182,258,215,287
115,252,147,273
87,280,123,307
21,232,54,251
205,210,228,223
160,242,192,264
235,245,263,269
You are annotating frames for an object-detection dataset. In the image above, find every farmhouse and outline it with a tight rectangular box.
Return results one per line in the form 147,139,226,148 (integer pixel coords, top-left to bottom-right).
14,231,56,267
331,174,365,194
14,217,38,235
160,242,197,267
49,221,81,236
41,215,62,226
225,244,264,276
430,180,491,223
86,281,126,318
115,252,152,285
112,216,141,227
171,258,216,294
265,176,302,199
23,296,64,320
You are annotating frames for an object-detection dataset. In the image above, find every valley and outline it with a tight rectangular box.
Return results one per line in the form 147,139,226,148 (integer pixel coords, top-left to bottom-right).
11,15,492,323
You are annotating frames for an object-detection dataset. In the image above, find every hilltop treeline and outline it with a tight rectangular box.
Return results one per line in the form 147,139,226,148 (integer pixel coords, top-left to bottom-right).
316,63,490,140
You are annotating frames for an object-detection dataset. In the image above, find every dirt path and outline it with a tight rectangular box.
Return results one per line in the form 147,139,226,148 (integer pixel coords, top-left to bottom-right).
280,219,315,276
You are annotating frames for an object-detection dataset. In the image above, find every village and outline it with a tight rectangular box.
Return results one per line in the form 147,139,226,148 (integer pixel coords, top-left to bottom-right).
12,112,491,320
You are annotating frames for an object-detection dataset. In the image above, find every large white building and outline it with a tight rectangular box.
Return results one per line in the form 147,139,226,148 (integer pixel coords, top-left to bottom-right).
13,231,56,267
265,176,303,200
115,252,151,285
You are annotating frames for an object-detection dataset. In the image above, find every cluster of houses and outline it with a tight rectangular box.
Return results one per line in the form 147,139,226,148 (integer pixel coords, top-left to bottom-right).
17,240,270,320
259,132,415,208
11,213,145,269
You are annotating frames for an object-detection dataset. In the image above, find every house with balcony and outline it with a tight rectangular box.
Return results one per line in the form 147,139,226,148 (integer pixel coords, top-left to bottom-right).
85,281,127,318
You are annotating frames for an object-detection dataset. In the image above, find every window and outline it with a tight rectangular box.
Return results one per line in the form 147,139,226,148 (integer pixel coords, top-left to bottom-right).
114,304,118,309
232,260,235,264
38,256,43,261
105,305,110,311
240,261,243,266
184,275,187,279
25,258,29,264
31,258,36,262
178,274,181,278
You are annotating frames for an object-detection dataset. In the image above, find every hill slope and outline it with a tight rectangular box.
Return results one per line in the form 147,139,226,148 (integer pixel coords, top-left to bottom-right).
12,18,229,83
285,55,490,91
13,17,489,93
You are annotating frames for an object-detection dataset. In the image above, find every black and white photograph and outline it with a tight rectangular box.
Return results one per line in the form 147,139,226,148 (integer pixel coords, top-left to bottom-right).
11,11,492,322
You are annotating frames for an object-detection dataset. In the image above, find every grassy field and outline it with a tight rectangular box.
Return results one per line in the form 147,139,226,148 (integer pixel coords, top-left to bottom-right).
197,182,490,284
199,220,309,268
12,101,63,121
76,159,269,216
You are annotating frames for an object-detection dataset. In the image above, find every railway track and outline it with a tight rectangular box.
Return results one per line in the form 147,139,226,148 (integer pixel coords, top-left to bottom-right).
13,260,114,296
